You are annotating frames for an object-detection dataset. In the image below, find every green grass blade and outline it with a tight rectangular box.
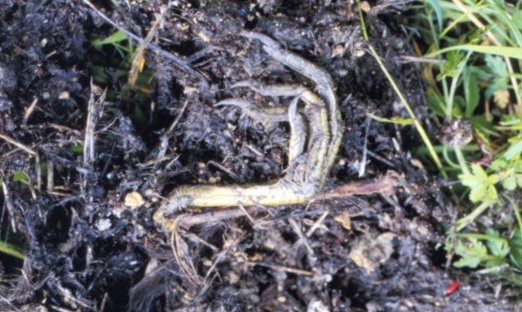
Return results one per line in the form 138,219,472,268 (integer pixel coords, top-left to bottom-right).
428,44,522,59
367,113,414,125
457,201,492,231
425,0,444,33
0,241,24,260
368,45,447,177
92,30,128,49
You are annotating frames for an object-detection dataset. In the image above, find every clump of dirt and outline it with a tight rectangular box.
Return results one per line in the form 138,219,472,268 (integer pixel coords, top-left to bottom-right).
0,0,517,311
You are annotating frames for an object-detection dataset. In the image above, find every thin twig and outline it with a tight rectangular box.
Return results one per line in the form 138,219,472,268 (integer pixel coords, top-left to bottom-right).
49,123,83,136
177,206,266,228
0,133,40,193
358,117,371,177
151,98,189,164
0,133,37,156
82,0,206,83
1,181,17,232
171,229,203,286
289,219,314,257
166,99,189,135
305,211,329,237
35,154,41,193
47,160,54,193
238,203,256,224
128,5,167,87
0,295,22,312
245,261,314,276
83,82,106,166
23,98,39,124
207,160,240,182
366,150,396,168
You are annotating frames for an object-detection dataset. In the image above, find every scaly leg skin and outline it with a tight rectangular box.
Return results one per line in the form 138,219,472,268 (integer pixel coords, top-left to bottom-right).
240,31,343,171
154,32,341,231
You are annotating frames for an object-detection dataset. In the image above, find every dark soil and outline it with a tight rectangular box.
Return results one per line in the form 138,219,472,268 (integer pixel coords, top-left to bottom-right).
0,0,517,311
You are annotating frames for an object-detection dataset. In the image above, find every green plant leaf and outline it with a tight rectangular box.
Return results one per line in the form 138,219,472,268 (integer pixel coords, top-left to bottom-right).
452,96,466,117
426,87,447,117
500,118,522,130
484,55,509,99
485,229,510,258
485,54,508,78
0,241,24,260
486,78,509,100
490,159,508,171
482,256,507,267
459,164,498,203
92,30,128,49
514,10,522,30
503,139,522,161
516,159,522,172
509,230,522,270
454,238,488,268
428,45,522,60
367,113,414,125
425,0,443,32
70,143,83,154
437,50,465,79
503,176,517,190
464,69,480,117
12,171,29,185
470,115,498,139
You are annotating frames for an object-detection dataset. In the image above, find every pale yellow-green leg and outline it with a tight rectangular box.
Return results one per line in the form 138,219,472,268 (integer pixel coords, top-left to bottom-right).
155,33,339,232
156,89,328,223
